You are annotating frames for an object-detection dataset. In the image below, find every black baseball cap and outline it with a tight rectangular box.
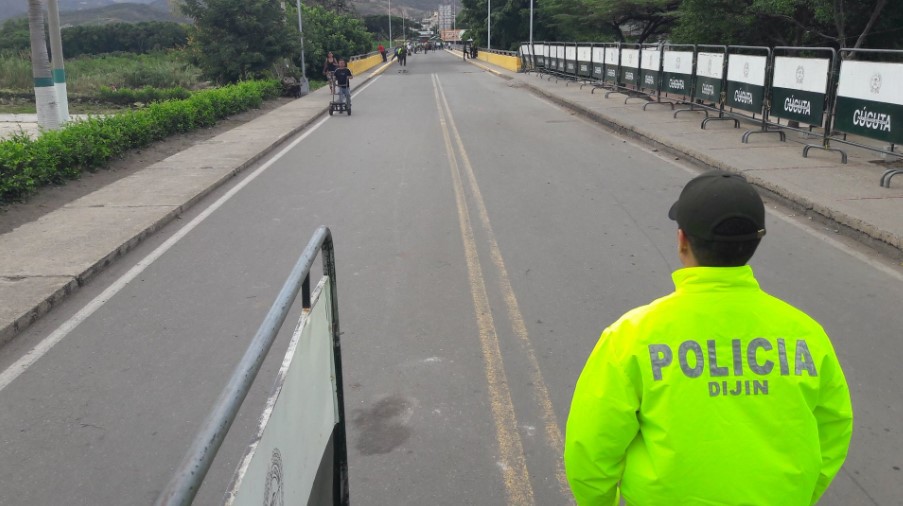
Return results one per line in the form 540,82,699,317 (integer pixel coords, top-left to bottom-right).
668,171,766,242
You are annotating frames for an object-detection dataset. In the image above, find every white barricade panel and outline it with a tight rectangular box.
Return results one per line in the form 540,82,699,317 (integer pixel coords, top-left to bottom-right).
834,60,903,144
726,54,767,112
771,56,831,125
663,50,694,95
577,46,592,76
565,45,577,73
640,48,661,89
695,52,724,102
621,48,639,84
592,46,605,78
225,279,338,506
604,47,619,81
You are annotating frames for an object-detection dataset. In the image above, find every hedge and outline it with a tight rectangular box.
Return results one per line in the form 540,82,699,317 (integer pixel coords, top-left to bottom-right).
0,79,281,205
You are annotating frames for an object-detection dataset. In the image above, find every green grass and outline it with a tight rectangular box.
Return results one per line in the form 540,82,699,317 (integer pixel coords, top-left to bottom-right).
0,50,203,94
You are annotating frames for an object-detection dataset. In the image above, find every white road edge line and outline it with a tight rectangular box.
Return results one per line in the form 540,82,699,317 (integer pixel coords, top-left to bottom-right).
0,75,391,392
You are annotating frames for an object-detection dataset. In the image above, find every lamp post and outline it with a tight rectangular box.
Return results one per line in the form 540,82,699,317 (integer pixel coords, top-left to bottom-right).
487,0,490,50
295,0,309,95
529,0,533,46
388,0,392,47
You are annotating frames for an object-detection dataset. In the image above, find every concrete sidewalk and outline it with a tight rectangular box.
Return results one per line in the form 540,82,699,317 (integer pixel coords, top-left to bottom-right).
2,53,902,346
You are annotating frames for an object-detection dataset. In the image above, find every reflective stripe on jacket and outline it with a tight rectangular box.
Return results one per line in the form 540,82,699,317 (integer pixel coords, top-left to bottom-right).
564,265,853,506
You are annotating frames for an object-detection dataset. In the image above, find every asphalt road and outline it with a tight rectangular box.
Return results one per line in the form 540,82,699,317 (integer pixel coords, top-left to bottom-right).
1,51,902,505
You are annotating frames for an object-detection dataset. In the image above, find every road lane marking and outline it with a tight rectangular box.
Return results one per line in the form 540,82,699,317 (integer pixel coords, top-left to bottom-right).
431,73,534,505
434,76,572,501
0,116,335,392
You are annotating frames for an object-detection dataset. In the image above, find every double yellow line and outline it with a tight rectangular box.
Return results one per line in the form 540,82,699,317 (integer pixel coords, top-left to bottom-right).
431,73,572,505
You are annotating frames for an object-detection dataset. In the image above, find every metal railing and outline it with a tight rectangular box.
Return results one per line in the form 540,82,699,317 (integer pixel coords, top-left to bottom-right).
154,226,347,506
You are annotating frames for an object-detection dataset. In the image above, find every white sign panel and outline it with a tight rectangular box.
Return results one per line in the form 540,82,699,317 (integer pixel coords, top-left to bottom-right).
566,45,576,60
772,56,829,93
696,52,724,79
641,49,661,71
663,51,693,74
577,46,591,61
520,44,532,55
727,54,767,86
556,45,565,59
605,47,618,65
592,47,605,63
837,60,903,104
621,48,639,68
225,279,338,506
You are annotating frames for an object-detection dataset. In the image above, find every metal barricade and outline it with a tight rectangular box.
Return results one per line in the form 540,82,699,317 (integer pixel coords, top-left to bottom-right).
154,226,348,506
696,45,737,129
829,49,903,185
639,43,670,110
662,44,701,117
764,47,844,159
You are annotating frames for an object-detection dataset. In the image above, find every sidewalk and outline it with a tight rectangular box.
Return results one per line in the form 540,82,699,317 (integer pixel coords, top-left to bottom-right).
2,53,902,346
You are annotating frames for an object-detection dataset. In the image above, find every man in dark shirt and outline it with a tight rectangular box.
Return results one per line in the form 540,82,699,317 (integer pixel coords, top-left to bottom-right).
333,59,353,107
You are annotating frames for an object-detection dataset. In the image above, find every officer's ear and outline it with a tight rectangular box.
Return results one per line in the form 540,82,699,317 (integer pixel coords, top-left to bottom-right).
677,229,698,267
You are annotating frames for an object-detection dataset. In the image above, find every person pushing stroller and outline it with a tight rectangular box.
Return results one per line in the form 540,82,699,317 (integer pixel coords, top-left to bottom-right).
333,59,353,109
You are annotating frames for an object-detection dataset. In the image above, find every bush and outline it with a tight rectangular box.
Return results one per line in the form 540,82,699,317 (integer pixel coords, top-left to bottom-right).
98,85,192,105
0,79,281,204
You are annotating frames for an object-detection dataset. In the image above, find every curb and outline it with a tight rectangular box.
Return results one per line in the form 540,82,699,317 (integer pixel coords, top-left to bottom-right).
0,63,391,346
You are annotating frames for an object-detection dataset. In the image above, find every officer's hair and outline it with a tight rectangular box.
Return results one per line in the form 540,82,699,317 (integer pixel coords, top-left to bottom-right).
686,218,761,267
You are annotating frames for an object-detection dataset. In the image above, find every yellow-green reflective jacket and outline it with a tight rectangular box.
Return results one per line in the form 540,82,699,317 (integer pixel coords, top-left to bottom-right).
564,266,853,506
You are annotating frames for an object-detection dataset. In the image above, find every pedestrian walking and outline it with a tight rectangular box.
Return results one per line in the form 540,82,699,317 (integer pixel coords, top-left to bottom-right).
564,170,853,505
378,43,386,62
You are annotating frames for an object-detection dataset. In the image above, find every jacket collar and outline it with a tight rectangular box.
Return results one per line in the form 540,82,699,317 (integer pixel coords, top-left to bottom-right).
671,265,760,293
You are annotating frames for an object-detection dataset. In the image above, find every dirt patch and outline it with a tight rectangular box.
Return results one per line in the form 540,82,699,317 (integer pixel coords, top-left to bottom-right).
0,97,294,236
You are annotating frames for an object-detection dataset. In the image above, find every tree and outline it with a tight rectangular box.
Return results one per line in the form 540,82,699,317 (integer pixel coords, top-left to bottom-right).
671,0,896,51
27,0,59,130
180,0,296,83
294,4,372,78
537,0,679,44
362,14,417,42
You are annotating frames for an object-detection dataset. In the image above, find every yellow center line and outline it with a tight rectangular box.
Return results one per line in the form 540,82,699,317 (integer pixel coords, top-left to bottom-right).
434,76,572,502
431,73,533,506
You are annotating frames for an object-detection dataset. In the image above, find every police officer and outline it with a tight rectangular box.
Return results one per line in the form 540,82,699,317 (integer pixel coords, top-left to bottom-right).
564,170,853,505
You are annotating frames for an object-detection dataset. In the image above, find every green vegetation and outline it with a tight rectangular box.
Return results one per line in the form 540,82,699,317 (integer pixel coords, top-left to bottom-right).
181,0,296,83
457,0,902,49
0,80,281,204
0,50,203,95
0,19,188,56
298,4,373,78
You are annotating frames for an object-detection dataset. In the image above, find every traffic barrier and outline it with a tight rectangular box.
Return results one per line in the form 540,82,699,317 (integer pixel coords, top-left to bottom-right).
764,47,844,159
829,49,903,185
515,40,903,186
476,48,521,72
661,44,700,117
155,227,348,506
520,43,536,73
639,43,670,110
606,44,647,101
577,44,593,81
695,46,739,129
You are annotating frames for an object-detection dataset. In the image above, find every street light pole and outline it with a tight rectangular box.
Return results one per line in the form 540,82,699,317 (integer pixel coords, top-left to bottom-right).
487,0,490,50
295,0,309,95
529,0,533,46
388,0,392,47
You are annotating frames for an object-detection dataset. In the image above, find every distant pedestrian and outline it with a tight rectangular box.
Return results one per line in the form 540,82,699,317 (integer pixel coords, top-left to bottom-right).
397,45,407,67
378,43,386,62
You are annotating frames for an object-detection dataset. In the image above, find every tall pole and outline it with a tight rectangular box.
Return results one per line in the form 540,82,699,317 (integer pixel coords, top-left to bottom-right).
388,0,392,46
529,0,533,45
487,0,490,50
46,0,68,124
295,0,309,95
